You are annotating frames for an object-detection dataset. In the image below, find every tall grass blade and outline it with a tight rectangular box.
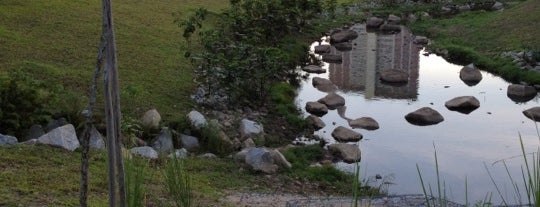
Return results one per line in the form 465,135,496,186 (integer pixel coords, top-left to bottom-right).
353,162,360,207
502,160,522,204
164,155,192,207
484,162,508,206
125,159,147,207
417,164,431,207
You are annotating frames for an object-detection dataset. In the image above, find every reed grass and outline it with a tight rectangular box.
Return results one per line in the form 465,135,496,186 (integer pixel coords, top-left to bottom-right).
164,154,192,207
125,158,148,207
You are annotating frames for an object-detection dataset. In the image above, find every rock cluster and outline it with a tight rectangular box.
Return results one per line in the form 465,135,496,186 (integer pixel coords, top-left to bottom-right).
501,51,540,72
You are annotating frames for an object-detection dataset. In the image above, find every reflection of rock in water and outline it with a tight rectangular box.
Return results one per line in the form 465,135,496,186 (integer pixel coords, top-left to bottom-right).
327,24,420,99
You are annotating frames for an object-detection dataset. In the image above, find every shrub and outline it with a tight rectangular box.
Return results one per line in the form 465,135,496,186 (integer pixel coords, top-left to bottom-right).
0,70,51,137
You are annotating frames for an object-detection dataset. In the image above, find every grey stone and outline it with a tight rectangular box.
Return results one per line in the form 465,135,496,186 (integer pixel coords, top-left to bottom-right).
330,30,358,43
413,36,429,45
458,4,471,12
88,126,106,150
349,117,379,130
306,115,326,130
187,110,207,130
459,64,483,86
331,126,362,142
318,93,345,110
24,124,44,141
405,107,444,126
314,45,331,54
507,84,537,103
151,127,174,153
239,119,264,140
523,107,540,122
380,70,408,83
302,65,326,74
37,124,80,151
235,147,290,174
366,16,384,28
328,143,361,163
445,96,480,114
141,109,161,130
168,148,189,159
21,139,38,146
387,14,401,25
491,1,504,11
0,134,18,146
322,54,342,63
179,134,200,152
130,146,159,159
305,101,328,116
44,118,68,132
333,42,352,51
312,77,337,92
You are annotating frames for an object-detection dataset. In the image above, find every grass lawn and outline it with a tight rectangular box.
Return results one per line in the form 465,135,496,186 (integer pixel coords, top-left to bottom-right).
409,0,540,83
0,0,229,122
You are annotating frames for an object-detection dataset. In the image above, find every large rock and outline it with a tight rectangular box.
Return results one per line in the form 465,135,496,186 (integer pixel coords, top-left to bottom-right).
130,146,158,159
317,93,345,110
37,124,80,151
187,110,208,130
305,101,328,116
349,117,379,130
179,134,200,152
302,65,326,74
141,109,161,130
328,143,361,163
405,107,444,126
507,84,537,103
314,45,331,54
380,70,408,83
88,126,106,150
0,134,18,146
322,54,342,63
235,147,291,174
366,16,384,28
151,127,174,153
312,77,337,92
306,115,326,130
523,107,540,122
330,30,358,43
331,126,362,142
459,64,483,86
444,96,480,114
333,42,352,52
387,14,401,25
239,119,264,140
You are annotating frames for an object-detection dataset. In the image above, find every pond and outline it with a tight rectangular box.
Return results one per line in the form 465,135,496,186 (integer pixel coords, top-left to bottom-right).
295,24,540,204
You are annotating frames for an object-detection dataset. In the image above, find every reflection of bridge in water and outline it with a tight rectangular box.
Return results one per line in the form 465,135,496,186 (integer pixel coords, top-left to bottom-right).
328,24,420,99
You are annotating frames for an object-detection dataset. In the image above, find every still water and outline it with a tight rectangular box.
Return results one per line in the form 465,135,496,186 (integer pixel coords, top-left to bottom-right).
295,24,540,204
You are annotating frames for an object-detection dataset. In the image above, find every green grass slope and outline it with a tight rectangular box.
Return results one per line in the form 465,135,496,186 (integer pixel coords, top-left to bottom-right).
0,0,228,121
410,0,540,83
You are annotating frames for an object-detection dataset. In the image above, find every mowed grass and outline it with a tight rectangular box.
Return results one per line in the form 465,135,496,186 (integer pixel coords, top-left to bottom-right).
0,0,229,121
0,145,270,206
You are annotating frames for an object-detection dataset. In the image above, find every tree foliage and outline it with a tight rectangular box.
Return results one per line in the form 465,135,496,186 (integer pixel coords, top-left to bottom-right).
180,0,328,106
0,71,50,138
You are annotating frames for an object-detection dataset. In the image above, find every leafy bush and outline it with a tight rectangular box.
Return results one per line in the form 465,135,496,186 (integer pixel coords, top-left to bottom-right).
0,70,51,137
179,0,323,106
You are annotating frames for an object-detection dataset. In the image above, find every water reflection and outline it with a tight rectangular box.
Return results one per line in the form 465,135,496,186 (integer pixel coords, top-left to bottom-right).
298,24,540,204
328,24,420,99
